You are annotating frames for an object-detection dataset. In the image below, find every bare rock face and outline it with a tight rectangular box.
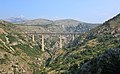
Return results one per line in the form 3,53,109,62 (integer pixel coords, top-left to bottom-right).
0,28,6,34
0,51,30,74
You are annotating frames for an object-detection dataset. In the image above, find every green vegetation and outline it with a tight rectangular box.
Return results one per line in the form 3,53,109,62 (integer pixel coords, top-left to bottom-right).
78,48,120,74
0,34,6,41
0,58,7,64
0,13,120,74
45,37,120,73
0,54,9,64
40,13,120,74
13,44,41,57
7,34,17,43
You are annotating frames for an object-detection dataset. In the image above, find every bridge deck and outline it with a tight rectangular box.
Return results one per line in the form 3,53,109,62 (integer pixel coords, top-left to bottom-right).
20,32,82,35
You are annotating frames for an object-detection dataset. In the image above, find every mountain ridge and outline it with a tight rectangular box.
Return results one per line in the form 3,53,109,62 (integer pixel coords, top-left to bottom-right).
4,16,27,23
3,16,99,25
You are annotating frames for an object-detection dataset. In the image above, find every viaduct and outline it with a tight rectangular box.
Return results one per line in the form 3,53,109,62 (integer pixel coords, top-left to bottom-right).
23,32,81,51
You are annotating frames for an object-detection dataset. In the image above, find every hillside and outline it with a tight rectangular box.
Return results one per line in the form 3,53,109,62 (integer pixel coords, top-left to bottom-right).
0,20,51,74
0,19,99,74
1,13,120,74
78,48,120,74
77,13,120,74
41,13,120,74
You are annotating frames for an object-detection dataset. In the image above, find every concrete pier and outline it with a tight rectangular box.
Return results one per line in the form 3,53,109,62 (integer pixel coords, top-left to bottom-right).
60,34,62,49
32,34,35,42
42,34,45,51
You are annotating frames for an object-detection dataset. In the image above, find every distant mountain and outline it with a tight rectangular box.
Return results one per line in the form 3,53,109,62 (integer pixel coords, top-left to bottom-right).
22,18,53,25
4,16,27,23
18,18,99,33
54,19,80,26
3,16,99,33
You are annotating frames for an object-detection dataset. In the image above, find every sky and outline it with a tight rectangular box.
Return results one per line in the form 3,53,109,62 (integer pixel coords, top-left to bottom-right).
0,0,120,23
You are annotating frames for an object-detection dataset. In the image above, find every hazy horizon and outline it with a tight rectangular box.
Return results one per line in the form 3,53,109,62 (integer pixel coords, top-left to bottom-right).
0,0,120,23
